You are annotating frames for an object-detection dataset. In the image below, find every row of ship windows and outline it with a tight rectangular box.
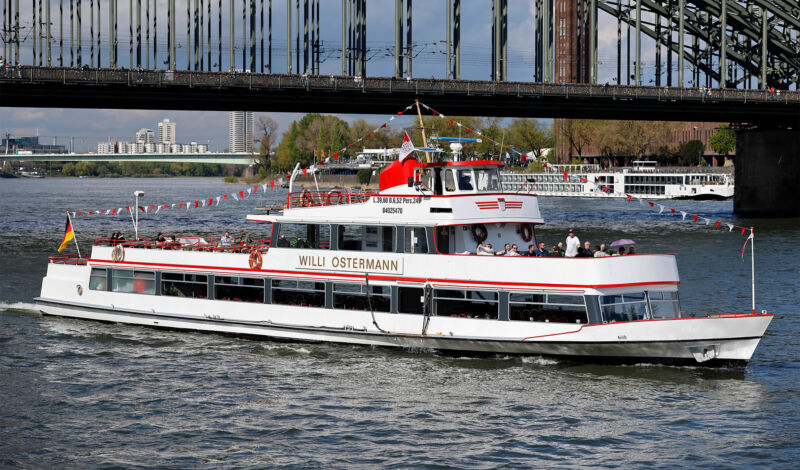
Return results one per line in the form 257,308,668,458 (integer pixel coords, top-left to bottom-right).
88,268,682,323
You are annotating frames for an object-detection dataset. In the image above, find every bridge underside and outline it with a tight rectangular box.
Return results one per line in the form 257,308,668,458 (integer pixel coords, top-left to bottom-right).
3,71,799,124
735,128,800,217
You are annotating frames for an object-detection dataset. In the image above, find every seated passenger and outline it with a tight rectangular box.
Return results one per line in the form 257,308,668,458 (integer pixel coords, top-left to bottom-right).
276,234,291,247
477,243,494,255
612,246,626,256
594,243,609,257
524,244,537,256
628,246,636,255
156,233,167,243
506,244,521,256
534,241,549,257
496,243,511,256
577,241,593,257
238,231,251,246
219,231,234,247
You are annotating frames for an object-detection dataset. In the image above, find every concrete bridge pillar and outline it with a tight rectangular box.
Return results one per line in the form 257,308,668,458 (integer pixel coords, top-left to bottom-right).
734,128,800,216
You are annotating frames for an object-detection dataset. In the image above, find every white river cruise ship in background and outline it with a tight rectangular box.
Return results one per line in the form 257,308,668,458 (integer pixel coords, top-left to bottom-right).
502,161,734,199
36,154,769,366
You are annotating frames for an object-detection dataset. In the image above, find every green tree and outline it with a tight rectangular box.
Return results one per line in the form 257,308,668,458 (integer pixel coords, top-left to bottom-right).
679,140,705,166
709,125,736,157
507,118,554,161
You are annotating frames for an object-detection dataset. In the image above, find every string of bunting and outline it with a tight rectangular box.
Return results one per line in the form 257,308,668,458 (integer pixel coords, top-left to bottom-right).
416,100,753,238
66,179,284,218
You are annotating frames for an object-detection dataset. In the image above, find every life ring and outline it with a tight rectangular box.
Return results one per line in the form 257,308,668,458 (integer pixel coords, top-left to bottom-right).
248,250,263,269
518,223,533,242
326,190,344,205
471,224,488,243
111,245,125,262
301,191,314,207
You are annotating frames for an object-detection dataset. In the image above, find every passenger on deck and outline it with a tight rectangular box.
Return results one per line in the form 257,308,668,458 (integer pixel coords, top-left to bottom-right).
276,234,291,247
219,231,234,247
577,241,593,257
565,228,580,257
628,246,636,255
551,244,562,257
594,243,609,257
506,244,521,256
496,243,511,256
525,244,537,256
156,233,167,243
238,231,251,246
613,246,626,256
534,242,549,257
476,243,494,255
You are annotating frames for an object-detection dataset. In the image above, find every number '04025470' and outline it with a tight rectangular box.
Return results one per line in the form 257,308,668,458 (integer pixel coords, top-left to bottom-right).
383,207,402,214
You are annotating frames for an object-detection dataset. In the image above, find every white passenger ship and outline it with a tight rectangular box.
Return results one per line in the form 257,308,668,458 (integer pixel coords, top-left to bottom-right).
502,161,734,199
36,156,770,366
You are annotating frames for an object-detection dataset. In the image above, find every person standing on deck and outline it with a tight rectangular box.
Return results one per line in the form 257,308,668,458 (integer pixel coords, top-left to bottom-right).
565,229,581,258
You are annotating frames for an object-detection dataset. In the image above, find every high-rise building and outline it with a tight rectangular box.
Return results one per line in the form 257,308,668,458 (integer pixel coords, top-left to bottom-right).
157,119,176,145
135,128,156,145
228,112,254,153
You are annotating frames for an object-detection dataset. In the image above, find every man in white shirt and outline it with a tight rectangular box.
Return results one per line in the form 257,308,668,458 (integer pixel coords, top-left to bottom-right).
565,228,581,257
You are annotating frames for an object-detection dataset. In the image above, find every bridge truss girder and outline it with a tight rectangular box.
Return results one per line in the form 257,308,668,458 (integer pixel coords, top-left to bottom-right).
597,0,799,89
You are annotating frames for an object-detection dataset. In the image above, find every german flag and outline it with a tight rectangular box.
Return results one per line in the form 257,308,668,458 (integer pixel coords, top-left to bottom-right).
58,216,75,252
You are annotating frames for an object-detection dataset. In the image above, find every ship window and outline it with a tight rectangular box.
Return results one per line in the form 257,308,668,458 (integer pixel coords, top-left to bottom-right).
338,225,395,252
111,269,156,295
647,291,681,319
475,168,501,191
89,268,108,291
434,226,454,254
404,227,428,253
214,276,265,303
600,293,648,322
398,287,425,314
444,169,456,192
271,279,325,307
509,293,588,323
457,169,474,190
434,289,498,319
161,272,208,298
333,283,391,312
277,223,330,249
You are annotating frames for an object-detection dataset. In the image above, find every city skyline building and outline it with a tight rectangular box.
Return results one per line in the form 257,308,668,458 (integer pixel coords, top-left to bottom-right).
228,112,254,153
135,128,156,145
157,119,177,145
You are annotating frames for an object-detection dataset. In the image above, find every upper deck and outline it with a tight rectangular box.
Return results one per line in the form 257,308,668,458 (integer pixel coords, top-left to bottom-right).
253,157,543,226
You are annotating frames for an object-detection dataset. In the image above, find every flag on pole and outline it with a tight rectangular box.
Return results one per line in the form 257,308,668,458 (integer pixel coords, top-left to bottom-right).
741,231,754,261
399,131,414,161
58,216,75,252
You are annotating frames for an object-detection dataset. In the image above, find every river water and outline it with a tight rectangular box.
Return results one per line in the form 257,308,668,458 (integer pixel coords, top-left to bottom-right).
1,177,798,468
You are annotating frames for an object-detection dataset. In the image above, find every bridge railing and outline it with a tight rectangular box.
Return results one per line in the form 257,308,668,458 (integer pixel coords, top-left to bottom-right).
4,66,800,105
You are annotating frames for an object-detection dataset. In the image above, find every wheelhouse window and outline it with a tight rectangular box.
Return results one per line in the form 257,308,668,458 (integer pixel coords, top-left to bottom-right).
89,268,108,291
276,223,330,249
333,283,391,312
474,168,501,191
271,279,325,307
214,276,265,303
600,293,648,322
434,289,498,319
111,269,156,295
404,227,428,254
162,272,208,298
509,293,588,324
457,169,474,190
338,225,395,252
434,226,454,254
444,169,456,192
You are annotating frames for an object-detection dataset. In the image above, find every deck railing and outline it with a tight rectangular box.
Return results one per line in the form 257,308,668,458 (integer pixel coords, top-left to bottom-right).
286,189,371,208
49,254,88,265
91,236,271,253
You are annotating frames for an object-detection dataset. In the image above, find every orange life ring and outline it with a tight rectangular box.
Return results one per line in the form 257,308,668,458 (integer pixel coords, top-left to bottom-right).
326,190,344,205
471,224,488,243
248,250,263,269
518,223,533,242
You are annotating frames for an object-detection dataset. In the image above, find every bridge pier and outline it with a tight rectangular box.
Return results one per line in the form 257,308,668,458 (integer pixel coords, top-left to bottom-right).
734,128,800,217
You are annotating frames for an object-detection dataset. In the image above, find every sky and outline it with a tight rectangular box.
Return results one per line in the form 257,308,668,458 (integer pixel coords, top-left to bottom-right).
2,0,684,152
